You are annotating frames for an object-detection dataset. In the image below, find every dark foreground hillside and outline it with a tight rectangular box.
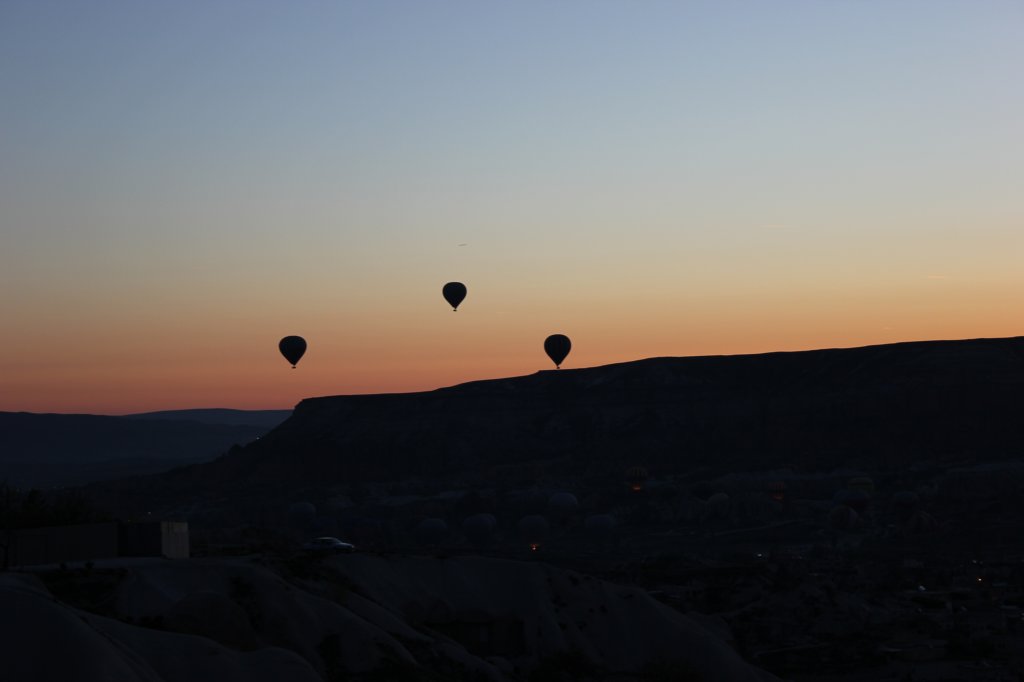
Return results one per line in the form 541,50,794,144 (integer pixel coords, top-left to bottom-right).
2,554,775,682
63,337,1024,680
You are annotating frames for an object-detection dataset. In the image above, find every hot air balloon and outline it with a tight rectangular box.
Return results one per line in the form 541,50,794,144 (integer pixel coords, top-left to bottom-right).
626,466,649,493
828,504,859,530
892,491,920,520
414,518,449,547
286,501,317,530
442,282,467,311
705,492,731,520
767,481,787,502
905,509,936,534
462,514,497,546
279,336,307,368
544,334,571,368
546,492,579,523
518,514,549,551
833,488,869,514
848,477,875,496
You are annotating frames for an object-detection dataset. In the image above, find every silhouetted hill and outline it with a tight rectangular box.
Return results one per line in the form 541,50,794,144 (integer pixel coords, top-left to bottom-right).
102,337,1024,512
0,413,271,488
125,408,291,429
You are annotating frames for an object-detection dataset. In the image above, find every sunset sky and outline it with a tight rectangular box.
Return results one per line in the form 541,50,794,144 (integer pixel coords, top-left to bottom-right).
2,1,1021,414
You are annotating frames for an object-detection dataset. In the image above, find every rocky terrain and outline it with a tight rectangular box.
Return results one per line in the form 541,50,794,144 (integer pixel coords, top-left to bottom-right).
30,336,1024,680
3,554,776,682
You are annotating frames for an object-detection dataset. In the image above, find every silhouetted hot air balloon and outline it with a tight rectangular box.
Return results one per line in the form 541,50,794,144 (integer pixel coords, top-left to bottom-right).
544,334,571,368
442,282,467,311
279,336,307,368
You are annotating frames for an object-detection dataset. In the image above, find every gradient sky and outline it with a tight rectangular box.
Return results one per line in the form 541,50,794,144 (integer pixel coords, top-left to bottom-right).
2,1,1021,414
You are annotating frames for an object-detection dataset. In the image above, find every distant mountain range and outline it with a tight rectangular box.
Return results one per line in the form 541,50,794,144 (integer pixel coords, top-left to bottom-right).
91,336,1024,516
0,409,291,488
124,408,292,429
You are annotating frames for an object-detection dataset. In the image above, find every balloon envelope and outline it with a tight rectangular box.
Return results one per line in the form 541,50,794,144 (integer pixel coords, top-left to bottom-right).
415,518,449,546
906,510,935,534
279,336,307,368
546,492,578,522
517,515,549,543
626,466,649,492
462,514,497,546
544,334,571,368
833,488,869,514
829,504,859,530
442,282,467,311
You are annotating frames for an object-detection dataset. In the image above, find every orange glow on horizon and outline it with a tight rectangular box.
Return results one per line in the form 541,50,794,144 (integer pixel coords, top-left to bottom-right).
4,318,1021,415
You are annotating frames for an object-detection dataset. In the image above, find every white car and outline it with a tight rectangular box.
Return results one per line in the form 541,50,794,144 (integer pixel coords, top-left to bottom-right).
302,537,356,554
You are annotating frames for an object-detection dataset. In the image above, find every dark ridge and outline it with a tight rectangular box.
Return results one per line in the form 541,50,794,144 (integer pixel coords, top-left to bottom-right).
124,408,292,429
92,336,1024,512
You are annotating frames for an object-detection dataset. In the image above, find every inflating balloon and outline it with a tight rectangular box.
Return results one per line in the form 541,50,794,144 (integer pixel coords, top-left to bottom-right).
279,336,307,368
517,514,549,549
415,517,449,547
442,282,467,311
462,514,497,546
543,334,571,368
